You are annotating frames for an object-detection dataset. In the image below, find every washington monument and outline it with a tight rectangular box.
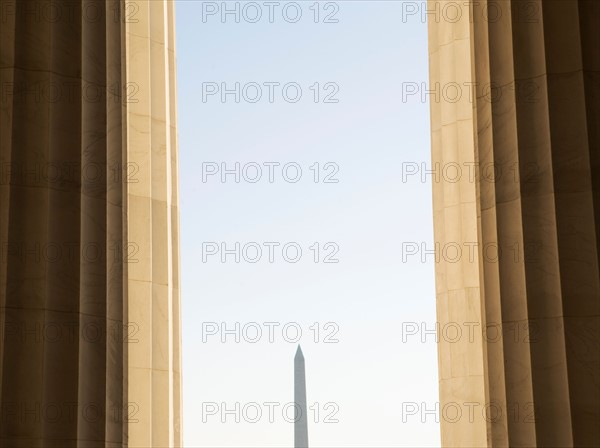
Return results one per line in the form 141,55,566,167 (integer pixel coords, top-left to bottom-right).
294,345,309,448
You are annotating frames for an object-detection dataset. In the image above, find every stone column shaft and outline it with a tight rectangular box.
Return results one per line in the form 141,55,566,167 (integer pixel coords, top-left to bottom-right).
0,1,182,446
428,1,600,446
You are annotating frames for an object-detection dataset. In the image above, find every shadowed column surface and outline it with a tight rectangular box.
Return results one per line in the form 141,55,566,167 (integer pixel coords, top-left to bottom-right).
0,1,182,446
428,0,600,446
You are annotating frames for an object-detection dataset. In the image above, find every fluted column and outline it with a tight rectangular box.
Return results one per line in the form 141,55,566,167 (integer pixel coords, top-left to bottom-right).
124,1,182,446
0,1,182,446
428,1,600,446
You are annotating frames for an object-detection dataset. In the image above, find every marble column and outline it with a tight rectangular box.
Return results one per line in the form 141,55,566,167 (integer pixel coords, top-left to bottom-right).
428,0,599,446
0,1,182,446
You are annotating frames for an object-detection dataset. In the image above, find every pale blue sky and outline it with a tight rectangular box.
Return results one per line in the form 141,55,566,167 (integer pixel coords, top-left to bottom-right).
176,1,439,446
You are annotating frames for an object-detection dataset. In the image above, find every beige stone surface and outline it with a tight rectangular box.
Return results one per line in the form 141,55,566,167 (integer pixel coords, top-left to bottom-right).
0,1,182,446
428,0,600,446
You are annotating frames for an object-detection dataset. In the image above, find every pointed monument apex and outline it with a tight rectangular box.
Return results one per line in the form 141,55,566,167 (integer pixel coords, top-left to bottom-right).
294,345,308,448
